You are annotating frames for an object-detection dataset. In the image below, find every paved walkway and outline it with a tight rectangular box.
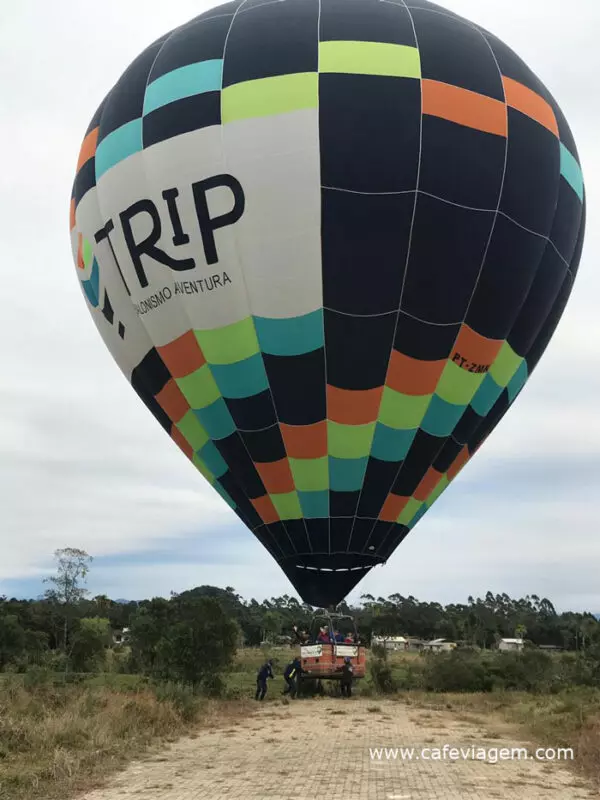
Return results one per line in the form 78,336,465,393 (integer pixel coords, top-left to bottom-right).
81,698,594,800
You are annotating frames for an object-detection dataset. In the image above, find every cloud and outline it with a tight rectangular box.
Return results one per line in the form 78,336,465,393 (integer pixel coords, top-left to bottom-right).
1,0,598,613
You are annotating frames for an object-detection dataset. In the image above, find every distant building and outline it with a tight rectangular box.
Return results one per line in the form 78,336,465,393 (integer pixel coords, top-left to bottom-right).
113,627,129,645
497,638,524,652
371,636,408,651
421,638,456,653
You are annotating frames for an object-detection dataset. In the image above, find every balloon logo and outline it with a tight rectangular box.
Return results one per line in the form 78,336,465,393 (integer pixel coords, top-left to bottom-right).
70,0,585,608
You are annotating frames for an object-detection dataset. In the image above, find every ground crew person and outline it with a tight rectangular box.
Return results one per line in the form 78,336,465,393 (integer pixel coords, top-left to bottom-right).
340,657,353,698
283,657,302,698
255,658,274,700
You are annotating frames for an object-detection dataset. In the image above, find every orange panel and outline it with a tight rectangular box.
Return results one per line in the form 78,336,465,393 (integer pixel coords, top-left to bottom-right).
251,495,280,525
158,330,206,378
379,494,410,523
76,127,99,171
280,421,328,459
327,385,383,424
502,76,559,137
422,79,507,137
414,467,443,502
255,458,295,494
171,426,194,460
447,446,470,481
69,198,76,230
76,233,85,270
156,379,190,424
451,324,503,371
386,350,445,395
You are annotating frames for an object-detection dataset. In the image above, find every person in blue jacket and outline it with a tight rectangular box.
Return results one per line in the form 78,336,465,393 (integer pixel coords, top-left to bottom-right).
256,659,274,701
282,657,303,699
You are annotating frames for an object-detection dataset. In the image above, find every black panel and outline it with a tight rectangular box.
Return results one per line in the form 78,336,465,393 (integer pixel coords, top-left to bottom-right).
305,518,330,552
451,405,483,445
526,272,574,373
98,37,168,139
320,0,415,45
378,523,409,561
507,245,567,356
214,434,266,498
255,524,286,560
240,424,286,463
146,15,231,79
143,93,220,147
549,182,584,264
553,101,579,161
419,115,505,209
466,214,547,340
412,8,504,100
322,190,414,315
86,98,107,135
405,0,460,17
394,312,460,361
483,32,551,101
330,491,360,518
269,521,298,559
280,559,376,607
467,390,509,454
348,517,380,553
569,201,586,281
225,390,277,431
263,349,326,425
330,518,353,553
222,0,318,86
325,310,396,390
500,109,560,236
320,74,420,192
391,429,444,495
366,519,399,555
73,159,96,207
357,457,400,518
284,519,312,555
432,437,464,473
131,347,171,397
401,193,494,324
218,474,262,527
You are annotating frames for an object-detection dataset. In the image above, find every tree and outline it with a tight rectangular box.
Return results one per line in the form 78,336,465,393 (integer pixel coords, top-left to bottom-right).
0,614,26,669
43,548,93,661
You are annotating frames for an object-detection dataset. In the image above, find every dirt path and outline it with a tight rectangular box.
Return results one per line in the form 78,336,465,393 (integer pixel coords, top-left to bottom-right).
81,698,594,800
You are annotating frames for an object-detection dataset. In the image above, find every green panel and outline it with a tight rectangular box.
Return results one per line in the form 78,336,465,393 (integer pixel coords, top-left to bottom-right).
195,318,259,365
222,73,318,123
328,421,376,459
436,360,486,405
271,491,303,520
289,457,329,492
82,238,93,268
397,497,423,525
176,410,210,451
489,341,523,388
319,41,421,78
425,474,449,508
192,452,215,484
176,364,220,409
379,387,432,430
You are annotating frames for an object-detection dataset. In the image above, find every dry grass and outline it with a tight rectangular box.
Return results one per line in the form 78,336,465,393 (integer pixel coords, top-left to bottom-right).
0,678,253,800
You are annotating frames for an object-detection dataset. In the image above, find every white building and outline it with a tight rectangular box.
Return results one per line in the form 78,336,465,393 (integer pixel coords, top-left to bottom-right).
372,636,408,651
421,638,456,652
498,638,524,652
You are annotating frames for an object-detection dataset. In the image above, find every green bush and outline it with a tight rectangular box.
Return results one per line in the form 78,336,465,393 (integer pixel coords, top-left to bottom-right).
370,657,398,693
423,651,492,693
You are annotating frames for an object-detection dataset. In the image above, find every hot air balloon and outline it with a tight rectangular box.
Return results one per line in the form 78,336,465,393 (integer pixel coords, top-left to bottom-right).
70,0,585,611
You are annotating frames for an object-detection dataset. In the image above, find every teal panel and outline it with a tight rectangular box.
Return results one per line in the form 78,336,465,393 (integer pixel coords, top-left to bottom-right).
371,423,416,462
254,310,324,356
560,143,584,202
199,441,228,478
471,373,503,417
210,353,269,399
95,119,142,179
143,60,223,114
194,398,236,440
82,257,100,307
298,490,329,518
213,479,236,509
421,394,467,438
507,360,528,403
407,502,427,530
329,456,368,492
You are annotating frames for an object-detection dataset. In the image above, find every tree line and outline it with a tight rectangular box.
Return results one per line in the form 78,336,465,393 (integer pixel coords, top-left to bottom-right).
1,548,599,682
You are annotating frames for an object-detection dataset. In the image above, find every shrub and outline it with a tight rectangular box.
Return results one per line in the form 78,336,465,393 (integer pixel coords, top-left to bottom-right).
370,657,398,694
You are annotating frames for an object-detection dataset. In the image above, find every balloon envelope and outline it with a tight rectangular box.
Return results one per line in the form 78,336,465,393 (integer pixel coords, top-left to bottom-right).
70,0,585,608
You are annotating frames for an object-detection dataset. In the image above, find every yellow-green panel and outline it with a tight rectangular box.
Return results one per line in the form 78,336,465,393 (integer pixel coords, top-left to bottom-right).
176,410,210,451
176,364,221,409
192,452,215,484
489,341,523,388
222,73,318,123
398,497,423,525
328,421,376,459
425,474,449,508
289,457,329,492
319,41,421,78
195,318,259,365
379,387,431,430
436,360,486,405
271,491,303,520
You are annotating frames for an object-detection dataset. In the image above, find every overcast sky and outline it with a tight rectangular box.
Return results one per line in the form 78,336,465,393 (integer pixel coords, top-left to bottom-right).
1,0,598,612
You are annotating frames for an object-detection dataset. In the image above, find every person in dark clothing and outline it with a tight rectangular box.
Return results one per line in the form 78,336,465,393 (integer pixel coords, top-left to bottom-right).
340,657,353,698
256,659,274,700
283,657,303,699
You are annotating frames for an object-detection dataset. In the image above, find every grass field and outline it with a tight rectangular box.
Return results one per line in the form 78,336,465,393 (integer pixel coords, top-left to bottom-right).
1,648,599,799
